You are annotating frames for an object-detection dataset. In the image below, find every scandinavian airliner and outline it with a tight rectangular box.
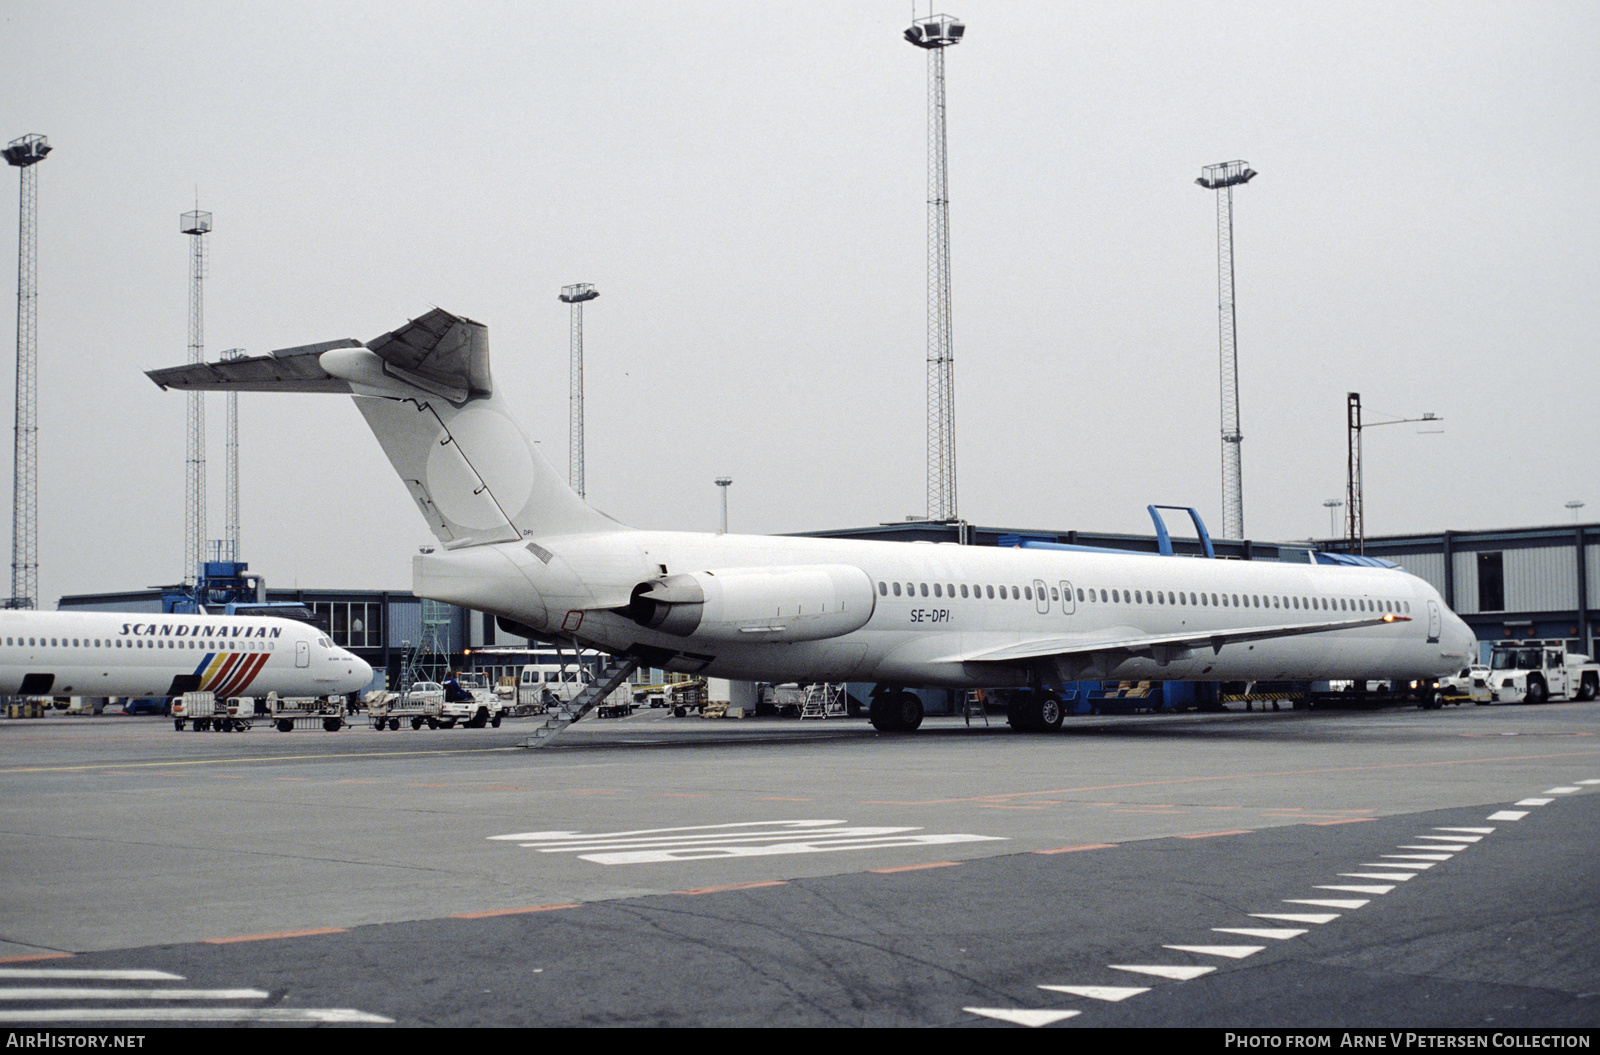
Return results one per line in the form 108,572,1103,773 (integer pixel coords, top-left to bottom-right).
0,610,372,701
148,308,1476,733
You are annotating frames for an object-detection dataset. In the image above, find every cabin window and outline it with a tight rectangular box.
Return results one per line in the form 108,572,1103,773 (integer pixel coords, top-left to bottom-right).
960,585,968,598
920,583,929,597
878,582,887,596
934,584,942,598
947,583,955,597
892,583,901,596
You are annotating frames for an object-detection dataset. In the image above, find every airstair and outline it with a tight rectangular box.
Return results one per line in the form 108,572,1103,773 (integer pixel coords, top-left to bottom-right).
518,655,640,748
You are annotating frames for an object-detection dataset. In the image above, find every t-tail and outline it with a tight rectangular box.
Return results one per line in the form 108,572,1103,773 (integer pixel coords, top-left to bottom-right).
147,308,620,545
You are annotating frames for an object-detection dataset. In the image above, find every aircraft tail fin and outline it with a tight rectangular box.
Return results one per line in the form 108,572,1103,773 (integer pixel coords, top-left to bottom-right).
148,308,621,546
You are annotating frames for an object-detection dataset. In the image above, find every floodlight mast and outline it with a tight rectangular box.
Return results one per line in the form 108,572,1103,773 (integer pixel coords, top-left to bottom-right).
180,209,212,586
4,134,49,611
906,14,963,523
1196,160,1256,541
559,283,598,500
220,348,244,563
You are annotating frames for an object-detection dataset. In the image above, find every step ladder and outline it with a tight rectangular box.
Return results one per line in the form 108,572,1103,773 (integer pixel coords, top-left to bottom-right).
799,683,846,719
518,655,640,748
961,689,990,727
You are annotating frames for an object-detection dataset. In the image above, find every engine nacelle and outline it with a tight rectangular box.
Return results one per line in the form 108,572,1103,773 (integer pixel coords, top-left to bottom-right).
626,564,876,643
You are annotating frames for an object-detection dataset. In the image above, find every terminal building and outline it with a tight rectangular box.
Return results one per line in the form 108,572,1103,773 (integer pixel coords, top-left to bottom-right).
58,520,1600,702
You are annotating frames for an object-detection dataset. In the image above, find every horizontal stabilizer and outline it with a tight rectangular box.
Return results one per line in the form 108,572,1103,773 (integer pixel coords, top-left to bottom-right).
954,614,1411,666
146,340,359,393
147,308,490,404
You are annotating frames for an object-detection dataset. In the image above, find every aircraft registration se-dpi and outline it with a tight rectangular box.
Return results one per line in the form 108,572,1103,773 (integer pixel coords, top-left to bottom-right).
148,309,1476,732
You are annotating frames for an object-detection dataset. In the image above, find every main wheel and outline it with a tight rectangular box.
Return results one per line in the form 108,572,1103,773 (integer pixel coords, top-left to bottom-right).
870,691,923,732
1033,692,1064,731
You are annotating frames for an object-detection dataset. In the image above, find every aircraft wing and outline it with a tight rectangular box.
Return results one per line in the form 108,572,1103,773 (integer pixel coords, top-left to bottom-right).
950,614,1411,666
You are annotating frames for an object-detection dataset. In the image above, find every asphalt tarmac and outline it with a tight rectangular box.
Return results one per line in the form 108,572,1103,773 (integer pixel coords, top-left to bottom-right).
0,699,1595,1028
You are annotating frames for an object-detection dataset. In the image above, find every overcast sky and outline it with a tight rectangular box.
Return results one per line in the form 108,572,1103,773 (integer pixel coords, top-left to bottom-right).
2,1,1596,606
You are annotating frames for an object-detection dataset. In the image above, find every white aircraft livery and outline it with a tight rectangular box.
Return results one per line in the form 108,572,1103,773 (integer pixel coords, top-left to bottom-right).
0,610,373,700
148,308,1476,732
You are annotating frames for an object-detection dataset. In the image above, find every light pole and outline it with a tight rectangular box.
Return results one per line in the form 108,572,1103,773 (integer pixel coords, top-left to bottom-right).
715,477,732,534
1196,160,1257,540
1345,392,1441,554
1323,499,1343,540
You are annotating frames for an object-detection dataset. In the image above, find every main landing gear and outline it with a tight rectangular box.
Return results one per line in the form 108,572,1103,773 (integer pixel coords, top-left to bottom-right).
868,689,924,732
1005,689,1064,733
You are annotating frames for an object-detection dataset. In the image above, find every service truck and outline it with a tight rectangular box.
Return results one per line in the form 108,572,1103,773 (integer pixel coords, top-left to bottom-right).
1486,644,1600,704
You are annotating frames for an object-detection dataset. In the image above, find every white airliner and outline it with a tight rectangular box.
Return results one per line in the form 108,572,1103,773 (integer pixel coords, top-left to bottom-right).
148,309,1475,732
0,610,373,701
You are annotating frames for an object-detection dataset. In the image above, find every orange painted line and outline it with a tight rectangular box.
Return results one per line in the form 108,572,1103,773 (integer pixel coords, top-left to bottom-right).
1309,818,1377,826
0,952,72,964
1177,829,1254,839
451,904,581,919
1034,843,1119,855
203,926,347,944
673,881,789,896
869,862,959,874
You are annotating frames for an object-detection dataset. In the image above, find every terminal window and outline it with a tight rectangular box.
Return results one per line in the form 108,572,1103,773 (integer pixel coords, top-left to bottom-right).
1477,551,1504,612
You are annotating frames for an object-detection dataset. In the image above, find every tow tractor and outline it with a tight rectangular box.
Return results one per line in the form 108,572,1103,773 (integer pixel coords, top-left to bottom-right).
1485,644,1599,704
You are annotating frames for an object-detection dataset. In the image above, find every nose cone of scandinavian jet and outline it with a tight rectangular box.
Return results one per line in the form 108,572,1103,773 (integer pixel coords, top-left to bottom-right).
336,652,375,694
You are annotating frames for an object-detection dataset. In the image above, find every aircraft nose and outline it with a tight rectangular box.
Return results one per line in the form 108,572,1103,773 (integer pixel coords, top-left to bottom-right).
345,655,375,691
